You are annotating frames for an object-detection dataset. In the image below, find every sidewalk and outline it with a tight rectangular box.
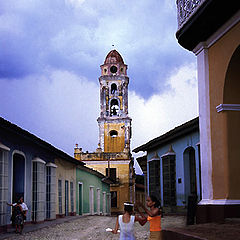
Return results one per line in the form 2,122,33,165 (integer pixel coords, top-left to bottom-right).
162,218,240,240
0,215,83,240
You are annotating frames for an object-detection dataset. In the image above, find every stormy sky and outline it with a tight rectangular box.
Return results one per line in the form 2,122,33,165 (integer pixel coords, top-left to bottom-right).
0,0,198,174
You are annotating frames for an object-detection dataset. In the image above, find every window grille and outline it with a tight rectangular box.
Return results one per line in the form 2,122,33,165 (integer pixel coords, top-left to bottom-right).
0,150,8,226
32,162,37,221
46,164,56,220
32,160,45,222
58,180,62,214
65,181,69,216
46,166,51,219
149,160,160,196
70,182,74,213
162,155,176,207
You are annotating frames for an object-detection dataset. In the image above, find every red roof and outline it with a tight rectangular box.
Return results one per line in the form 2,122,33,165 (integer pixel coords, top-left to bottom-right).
104,50,124,64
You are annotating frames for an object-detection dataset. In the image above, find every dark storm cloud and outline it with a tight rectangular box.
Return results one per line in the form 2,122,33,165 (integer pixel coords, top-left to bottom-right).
0,0,195,98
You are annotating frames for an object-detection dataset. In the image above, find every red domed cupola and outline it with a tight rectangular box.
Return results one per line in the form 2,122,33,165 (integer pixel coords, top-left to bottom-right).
104,50,124,64
101,49,127,76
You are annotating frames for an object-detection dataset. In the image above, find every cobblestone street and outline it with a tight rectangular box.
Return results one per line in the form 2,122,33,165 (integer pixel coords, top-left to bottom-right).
3,215,186,240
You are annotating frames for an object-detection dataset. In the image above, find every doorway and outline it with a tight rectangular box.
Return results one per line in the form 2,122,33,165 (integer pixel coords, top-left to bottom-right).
184,147,197,202
12,153,25,202
78,183,82,215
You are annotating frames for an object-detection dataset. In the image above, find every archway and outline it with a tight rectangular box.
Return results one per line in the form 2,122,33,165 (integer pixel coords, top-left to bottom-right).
183,147,197,202
111,83,117,94
12,153,25,202
223,45,240,199
110,99,119,116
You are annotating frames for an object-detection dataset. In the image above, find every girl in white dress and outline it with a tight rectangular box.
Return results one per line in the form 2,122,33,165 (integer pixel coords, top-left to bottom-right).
112,202,145,240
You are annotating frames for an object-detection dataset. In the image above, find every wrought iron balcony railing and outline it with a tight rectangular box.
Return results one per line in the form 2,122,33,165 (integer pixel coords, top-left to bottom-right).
177,0,206,29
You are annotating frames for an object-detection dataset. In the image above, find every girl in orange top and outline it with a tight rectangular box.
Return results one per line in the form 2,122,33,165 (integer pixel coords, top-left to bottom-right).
135,195,162,240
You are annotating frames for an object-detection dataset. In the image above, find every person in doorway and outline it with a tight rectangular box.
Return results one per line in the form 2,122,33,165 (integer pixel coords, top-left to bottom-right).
112,202,146,239
13,200,24,234
135,195,162,240
18,197,28,223
7,196,28,230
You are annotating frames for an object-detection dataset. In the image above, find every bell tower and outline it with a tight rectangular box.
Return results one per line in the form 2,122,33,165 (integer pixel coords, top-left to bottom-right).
97,49,132,153
74,49,135,213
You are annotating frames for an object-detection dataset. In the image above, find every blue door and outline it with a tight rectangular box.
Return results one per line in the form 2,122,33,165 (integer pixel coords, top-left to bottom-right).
12,153,25,202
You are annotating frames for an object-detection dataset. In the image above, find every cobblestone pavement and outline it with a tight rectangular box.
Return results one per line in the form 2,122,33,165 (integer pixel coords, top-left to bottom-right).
3,215,186,240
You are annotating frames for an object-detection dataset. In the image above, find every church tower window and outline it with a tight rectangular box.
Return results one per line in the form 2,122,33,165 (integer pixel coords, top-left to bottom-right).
110,130,118,138
111,83,117,94
110,65,117,73
110,99,119,116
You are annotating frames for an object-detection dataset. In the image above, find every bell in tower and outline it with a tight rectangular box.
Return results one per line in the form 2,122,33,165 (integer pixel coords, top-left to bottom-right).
97,50,132,153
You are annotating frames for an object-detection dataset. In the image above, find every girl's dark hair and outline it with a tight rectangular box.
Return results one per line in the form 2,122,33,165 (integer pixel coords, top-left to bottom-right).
124,202,133,214
17,200,21,204
149,195,160,208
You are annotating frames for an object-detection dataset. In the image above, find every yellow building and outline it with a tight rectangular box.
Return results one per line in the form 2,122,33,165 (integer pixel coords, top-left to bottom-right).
74,50,135,214
55,157,77,218
176,0,240,222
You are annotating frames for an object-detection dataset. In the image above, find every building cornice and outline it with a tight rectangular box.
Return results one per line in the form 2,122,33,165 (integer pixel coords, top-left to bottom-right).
216,104,240,113
0,142,10,151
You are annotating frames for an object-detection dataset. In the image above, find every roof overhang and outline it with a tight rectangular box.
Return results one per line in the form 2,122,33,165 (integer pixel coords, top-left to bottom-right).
176,0,240,51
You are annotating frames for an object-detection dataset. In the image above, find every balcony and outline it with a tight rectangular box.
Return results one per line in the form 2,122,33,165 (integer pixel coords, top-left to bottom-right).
177,0,206,29
176,0,240,51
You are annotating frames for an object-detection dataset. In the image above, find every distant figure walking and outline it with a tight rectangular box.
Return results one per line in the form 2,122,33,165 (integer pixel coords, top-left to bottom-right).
112,202,145,239
135,195,162,240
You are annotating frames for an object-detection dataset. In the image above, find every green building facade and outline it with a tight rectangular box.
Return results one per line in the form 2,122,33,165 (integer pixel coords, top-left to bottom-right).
76,165,111,216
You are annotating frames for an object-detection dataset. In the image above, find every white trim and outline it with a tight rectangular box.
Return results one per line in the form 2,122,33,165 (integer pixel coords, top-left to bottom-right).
193,10,240,54
46,162,57,168
196,46,213,201
199,199,240,205
0,143,10,151
97,188,101,215
196,142,200,146
102,191,106,215
148,157,160,162
161,152,176,158
216,104,240,113
32,157,46,164
89,186,94,215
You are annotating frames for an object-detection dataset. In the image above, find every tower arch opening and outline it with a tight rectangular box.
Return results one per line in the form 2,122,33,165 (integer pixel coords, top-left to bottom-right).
110,130,118,138
223,45,240,199
110,99,119,116
111,83,117,94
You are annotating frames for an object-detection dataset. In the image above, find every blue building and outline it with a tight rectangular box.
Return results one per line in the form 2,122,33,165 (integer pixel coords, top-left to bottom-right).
0,116,111,232
134,117,201,212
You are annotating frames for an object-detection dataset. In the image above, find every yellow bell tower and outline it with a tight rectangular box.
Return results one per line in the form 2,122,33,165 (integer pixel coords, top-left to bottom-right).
98,49,132,153
74,49,134,214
